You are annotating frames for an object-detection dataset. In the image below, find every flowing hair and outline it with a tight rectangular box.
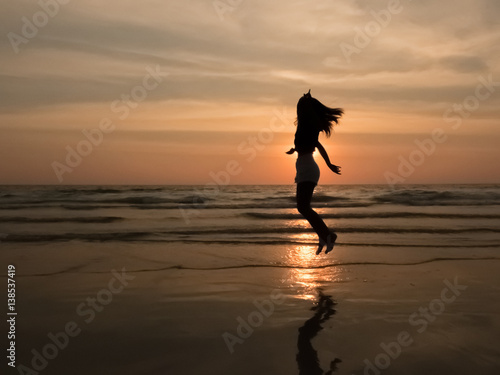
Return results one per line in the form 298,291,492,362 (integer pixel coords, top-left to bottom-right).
296,90,343,137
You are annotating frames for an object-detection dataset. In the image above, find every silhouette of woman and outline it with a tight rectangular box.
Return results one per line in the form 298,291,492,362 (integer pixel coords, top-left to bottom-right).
286,90,343,255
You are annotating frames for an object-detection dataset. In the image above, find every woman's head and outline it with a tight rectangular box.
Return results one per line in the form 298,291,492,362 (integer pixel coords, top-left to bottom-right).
296,90,343,137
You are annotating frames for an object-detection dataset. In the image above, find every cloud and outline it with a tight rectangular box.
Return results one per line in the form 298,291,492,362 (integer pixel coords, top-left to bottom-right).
1,0,499,110
439,55,488,73
1,0,499,184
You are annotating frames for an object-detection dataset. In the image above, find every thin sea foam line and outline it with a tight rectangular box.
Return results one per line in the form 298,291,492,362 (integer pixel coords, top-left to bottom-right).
10,257,500,277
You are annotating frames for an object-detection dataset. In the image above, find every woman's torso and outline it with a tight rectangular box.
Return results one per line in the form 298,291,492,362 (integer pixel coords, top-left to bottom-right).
294,122,319,154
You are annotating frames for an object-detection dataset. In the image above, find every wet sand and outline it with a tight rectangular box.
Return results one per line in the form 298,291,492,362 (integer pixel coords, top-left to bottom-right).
4,242,500,375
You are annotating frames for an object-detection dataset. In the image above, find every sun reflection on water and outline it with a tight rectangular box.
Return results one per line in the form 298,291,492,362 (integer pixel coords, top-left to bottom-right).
285,233,344,300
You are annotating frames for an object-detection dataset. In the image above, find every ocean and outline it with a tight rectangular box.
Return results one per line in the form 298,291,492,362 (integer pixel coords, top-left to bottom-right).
1,184,500,374
2,184,499,254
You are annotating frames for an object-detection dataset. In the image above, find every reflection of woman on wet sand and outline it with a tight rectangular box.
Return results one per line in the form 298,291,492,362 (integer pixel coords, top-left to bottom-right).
287,90,343,255
296,290,341,374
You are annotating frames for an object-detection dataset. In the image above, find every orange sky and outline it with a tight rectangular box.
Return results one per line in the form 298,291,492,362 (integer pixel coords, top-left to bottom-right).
1,0,499,185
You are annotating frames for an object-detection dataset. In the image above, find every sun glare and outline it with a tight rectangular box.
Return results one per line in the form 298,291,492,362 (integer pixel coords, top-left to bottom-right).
285,233,342,300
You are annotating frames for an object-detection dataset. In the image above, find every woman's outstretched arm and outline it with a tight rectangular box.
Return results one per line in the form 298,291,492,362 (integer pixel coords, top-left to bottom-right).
317,142,341,175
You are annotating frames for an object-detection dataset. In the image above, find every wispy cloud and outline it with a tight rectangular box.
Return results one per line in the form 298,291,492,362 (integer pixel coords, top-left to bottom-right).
1,0,499,183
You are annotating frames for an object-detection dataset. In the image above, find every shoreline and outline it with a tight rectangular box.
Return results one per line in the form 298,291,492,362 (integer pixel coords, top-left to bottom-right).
5,254,500,374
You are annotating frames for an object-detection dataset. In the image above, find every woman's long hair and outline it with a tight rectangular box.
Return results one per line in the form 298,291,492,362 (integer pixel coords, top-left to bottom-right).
296,90,343,137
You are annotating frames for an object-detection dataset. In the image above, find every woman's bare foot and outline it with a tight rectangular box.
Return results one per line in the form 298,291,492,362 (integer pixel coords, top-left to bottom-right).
316,240,325,255
325,232,337,254
316,232,337,255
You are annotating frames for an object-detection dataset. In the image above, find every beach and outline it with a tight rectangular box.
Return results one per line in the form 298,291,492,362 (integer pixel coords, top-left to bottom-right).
2,184,500,374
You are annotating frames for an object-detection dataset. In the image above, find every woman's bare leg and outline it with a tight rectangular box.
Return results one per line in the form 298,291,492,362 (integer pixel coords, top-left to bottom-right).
296,181,335,254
